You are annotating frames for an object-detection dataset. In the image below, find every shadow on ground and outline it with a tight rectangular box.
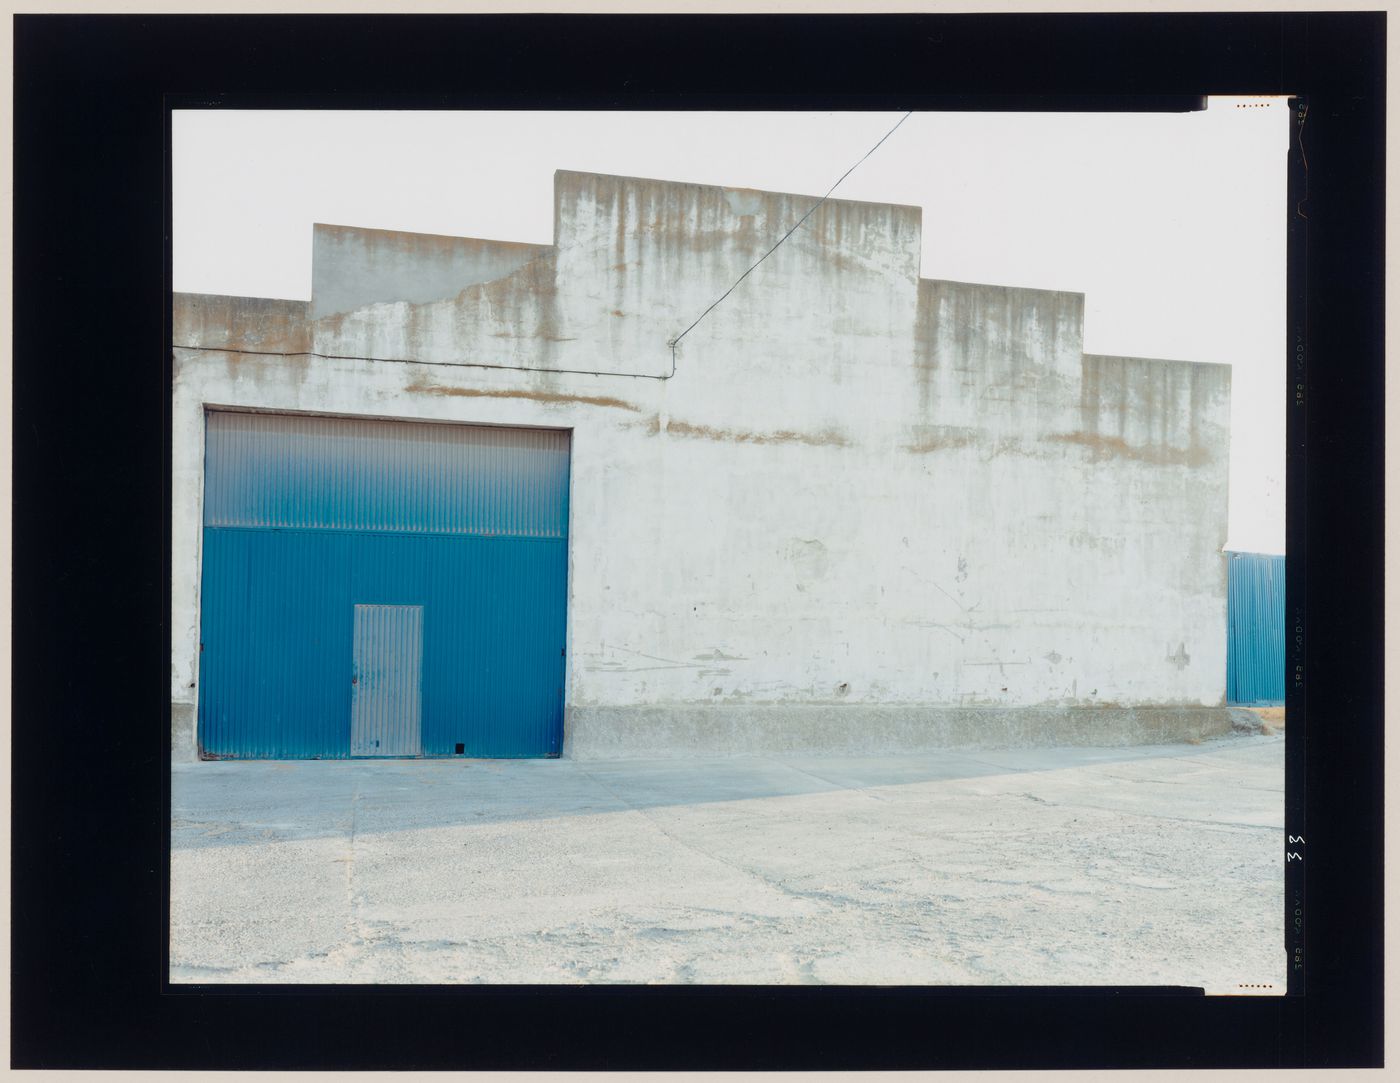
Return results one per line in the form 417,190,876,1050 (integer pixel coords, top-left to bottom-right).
172,739,1266,850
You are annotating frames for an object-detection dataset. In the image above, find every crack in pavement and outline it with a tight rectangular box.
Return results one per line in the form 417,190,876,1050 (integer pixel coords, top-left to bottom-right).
329,782,372,972
987,789,1282,832
573,762,887,917
762,758,891,802
1093,771,1284,796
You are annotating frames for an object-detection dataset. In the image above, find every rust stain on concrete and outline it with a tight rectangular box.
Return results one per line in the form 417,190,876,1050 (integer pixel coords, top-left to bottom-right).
658,418,850,448
904,425,980,454
214,347,312,385
173,293,314,354
316,222,548,260
405,381,640,412
1046,430,1211,467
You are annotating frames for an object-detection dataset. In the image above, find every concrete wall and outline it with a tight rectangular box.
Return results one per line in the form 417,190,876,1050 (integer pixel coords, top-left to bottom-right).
171,169,1232,759
310,223,552,319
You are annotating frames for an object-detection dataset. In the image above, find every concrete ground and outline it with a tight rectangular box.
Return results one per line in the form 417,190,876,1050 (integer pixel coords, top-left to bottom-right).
170,734,1286,990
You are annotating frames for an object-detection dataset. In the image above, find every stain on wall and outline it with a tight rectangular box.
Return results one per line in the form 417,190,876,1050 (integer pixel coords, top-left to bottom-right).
311,223,552,319
659,419,850,448
404,380,639,412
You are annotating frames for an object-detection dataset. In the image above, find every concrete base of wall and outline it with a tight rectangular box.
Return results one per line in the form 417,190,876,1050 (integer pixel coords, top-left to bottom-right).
171,701,198,763
563,704,1246,760
172,703,1260,763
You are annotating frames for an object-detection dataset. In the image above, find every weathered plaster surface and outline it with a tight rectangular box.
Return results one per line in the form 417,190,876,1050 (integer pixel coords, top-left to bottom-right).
310,223,552,319
171,169,1232,756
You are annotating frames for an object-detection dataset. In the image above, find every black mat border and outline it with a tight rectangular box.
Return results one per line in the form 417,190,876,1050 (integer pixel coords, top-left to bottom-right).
11,11,1383,1070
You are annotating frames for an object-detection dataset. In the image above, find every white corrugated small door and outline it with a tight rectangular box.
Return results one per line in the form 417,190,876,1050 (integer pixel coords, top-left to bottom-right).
350,604,424,756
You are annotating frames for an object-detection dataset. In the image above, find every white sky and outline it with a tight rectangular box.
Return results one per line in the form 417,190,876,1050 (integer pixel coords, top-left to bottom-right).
173,102,1290,553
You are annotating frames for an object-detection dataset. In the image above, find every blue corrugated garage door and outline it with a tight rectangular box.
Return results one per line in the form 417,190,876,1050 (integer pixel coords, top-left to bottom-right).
197,411,570,758
1226,551,1285,707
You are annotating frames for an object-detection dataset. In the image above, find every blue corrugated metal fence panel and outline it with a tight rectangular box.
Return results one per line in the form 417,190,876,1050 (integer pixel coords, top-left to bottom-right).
1226,551,1285,706
198,411,569,759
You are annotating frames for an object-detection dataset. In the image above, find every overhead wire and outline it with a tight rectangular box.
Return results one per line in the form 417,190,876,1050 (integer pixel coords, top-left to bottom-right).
177,112,917,382
666,111,915,363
